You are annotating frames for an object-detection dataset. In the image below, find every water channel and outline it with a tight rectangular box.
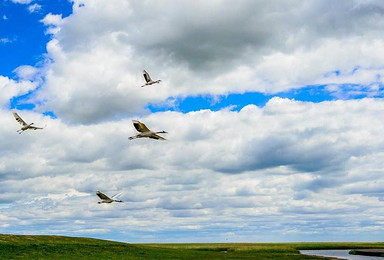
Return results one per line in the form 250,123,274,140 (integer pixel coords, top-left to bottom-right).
300,249,384,260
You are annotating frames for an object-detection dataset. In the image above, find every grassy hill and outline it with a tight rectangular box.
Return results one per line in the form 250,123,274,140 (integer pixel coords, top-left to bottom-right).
0,234,383,259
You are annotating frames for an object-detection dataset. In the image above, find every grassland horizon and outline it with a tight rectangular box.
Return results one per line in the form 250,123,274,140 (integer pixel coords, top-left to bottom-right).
0,234,383,259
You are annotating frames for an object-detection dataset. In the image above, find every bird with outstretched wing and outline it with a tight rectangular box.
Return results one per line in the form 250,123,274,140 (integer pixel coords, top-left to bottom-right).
96,190,123,204
129,120,167,140
13,112,45,134
141,70,161,87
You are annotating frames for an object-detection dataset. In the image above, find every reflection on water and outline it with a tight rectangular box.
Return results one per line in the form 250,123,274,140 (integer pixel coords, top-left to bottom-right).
300,250,384,260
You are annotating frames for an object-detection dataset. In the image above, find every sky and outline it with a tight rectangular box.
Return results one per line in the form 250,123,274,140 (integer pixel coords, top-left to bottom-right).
1,0,384,243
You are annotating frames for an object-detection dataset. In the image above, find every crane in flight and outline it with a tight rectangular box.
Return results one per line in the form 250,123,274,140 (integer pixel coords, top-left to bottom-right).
96,190,123,204
141,69,161,87
13,112,45,134
129,120,167,140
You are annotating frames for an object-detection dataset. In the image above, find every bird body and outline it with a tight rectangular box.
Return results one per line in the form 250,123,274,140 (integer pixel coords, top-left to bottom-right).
96,190,122,204
129,120,167,140
141,70,161,87
13,112,45,134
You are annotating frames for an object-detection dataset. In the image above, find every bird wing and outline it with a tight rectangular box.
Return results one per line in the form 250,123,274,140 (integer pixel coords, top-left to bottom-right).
133,120,150,133
151,134,167,140
13,112,27,126
96,191,111,200
29,125,45,130
143,70,152,83
111,192,122,199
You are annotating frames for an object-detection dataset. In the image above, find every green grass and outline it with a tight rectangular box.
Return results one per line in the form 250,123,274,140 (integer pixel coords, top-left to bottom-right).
0,234,383,259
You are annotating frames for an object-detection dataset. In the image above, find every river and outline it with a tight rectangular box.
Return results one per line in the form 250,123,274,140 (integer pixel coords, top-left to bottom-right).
300,249,384,259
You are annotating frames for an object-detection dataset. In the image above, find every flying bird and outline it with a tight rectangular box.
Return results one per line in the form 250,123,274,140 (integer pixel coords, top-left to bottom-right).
96,190,123,204
141,69,161,87
129,120,167,140
13,112,45,134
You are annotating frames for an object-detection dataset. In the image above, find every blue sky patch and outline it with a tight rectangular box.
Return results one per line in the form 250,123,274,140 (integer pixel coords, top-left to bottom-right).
0,0,72,77
147,85,337,113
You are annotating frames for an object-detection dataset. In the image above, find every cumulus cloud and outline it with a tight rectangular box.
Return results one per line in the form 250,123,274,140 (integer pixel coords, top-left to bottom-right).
13,65,39,81
1,98,384,241
40,13,64,35
30,0,384,124
0,76,37,107
40,13,63,26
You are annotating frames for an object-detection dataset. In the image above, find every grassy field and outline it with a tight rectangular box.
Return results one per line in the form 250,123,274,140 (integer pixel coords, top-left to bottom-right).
0,234,383,259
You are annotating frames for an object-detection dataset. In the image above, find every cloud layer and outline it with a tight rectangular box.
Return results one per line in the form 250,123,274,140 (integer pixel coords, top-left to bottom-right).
2,98,384,241
29,0,384,123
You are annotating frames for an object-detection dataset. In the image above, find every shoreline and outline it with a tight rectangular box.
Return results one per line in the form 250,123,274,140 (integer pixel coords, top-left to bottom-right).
350,249,384,257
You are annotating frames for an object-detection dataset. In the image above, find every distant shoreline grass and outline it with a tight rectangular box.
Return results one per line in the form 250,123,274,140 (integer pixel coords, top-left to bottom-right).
0,234,383,259
349,248,384,257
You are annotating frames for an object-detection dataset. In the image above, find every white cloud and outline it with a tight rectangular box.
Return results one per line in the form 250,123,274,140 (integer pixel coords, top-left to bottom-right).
11,0,33,4
30,0,384,124
0,76,37,107
13,65,39,81
28,3,42,13
40,13,64,35
0,38,11,44
0,36,17,44
40,13,63,26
